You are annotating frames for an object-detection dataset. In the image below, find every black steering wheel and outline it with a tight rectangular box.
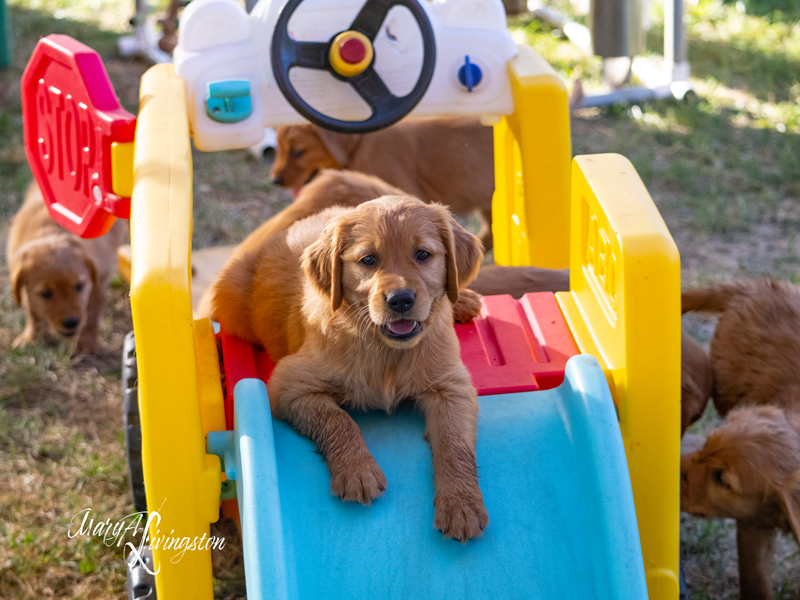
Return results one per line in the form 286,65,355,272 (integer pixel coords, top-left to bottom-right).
271,0,436,134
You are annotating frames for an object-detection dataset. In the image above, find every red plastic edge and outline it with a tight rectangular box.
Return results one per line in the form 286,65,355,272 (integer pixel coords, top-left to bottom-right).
455,293,580,396
21,35,136,238
217,325,276,430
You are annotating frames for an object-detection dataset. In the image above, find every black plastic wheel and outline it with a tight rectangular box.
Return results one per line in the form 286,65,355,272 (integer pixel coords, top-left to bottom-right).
271,0,436,133
123,331,147,515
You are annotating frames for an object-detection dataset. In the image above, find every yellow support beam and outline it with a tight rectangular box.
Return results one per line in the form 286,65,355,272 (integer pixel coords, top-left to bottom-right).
130,64,221,600
557,154,681,600
492,45,572,269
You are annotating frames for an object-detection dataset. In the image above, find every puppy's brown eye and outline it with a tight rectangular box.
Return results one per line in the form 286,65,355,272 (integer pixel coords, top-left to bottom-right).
712,469,727,487
75,282,85,292
361,255,376,266
290,148,305,159
416,250,431,262
40,290,53,299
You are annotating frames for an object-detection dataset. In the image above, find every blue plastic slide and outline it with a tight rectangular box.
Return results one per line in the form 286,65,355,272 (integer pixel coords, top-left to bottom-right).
208,354,648,600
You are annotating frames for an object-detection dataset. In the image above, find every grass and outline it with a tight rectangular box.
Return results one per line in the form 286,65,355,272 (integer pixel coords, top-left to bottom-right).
0,0,798,597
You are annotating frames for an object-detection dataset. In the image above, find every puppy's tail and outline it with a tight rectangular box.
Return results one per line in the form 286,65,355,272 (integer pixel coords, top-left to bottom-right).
681,281,759,314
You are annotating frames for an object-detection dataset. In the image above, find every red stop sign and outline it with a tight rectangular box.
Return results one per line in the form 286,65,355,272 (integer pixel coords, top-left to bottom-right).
22,35,136,238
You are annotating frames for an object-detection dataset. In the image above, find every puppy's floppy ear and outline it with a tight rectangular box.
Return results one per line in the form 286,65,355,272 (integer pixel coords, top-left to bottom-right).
84,254,98,287
302,219,347,311
433,204,484,305
313,127,362,168
9,250,30,306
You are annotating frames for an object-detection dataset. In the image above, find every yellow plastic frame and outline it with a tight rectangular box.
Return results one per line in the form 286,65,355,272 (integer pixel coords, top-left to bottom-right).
128,47,680,600
130,64,223,599
491,48,681,599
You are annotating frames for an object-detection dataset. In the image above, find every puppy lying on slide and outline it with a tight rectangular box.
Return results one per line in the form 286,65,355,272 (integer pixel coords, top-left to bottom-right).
270,118,495,249
7,183,125,355
681,405,800,600
197,169,570,320
682,279,800,417
206,196,489,542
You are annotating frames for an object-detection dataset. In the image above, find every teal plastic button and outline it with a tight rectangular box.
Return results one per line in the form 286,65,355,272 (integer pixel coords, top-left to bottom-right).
206,79,252,124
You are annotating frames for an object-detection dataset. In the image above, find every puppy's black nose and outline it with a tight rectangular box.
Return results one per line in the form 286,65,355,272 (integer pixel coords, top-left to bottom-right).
386,289,416,313
62,316,80,330
272,176,284,187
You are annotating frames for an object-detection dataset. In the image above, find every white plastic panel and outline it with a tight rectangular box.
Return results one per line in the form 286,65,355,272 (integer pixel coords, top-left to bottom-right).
174,0,517,151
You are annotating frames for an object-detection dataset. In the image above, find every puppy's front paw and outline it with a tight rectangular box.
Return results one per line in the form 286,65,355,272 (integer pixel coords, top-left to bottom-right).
75,334,100,356
12,331,35,348
453,289,482,323
329,451,387,505
434,490,488,543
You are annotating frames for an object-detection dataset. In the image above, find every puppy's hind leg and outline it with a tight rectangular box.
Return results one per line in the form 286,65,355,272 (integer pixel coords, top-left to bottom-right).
269,357,386,505
419,380,488,543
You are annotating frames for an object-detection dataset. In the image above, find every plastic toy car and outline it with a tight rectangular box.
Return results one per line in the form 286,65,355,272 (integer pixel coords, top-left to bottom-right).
20,0,680,598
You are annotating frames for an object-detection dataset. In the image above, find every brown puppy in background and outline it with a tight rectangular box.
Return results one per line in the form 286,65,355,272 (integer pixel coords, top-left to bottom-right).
206,196,488,542
682,279,800,417
681,405,800,600
680,331,714,435
7,183,125,355
270,117,495,249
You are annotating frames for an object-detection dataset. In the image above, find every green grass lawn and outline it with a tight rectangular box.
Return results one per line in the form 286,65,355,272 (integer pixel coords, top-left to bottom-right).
0,0,799,597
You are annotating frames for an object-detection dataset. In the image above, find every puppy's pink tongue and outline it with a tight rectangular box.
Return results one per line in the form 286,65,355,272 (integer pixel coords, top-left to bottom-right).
388,319,416,335
290,187,302,199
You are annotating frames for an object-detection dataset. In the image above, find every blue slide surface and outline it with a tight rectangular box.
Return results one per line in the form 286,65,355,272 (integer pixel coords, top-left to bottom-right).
210,354,648,600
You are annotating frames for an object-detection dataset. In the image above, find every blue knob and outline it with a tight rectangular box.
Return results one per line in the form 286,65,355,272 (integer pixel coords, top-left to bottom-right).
458,56,482,92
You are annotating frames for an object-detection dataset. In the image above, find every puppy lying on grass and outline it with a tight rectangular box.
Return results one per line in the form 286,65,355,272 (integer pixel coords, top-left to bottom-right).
206,196,488,542
681,405,800,600
682,279,800,417
270,118,495,249
7,183,125,355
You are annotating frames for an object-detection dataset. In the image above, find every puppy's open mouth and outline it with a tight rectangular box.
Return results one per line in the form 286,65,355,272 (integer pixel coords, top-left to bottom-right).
380,319,422,341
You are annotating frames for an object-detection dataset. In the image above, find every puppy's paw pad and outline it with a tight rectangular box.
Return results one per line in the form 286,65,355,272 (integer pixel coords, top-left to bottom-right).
330,454,387,506
453,289,482,324
434,492,488,543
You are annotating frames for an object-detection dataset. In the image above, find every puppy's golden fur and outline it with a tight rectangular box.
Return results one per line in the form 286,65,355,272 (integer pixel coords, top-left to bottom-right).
207,196,489,542
7,184,125,355
271,118,495,249
681,331,714,436
682,279,800,417
681,405,800,599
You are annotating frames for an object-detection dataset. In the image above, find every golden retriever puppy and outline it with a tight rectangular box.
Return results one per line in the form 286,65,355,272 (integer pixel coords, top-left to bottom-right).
270,118,495,249
7,183,125,355
207,196,488,542
681,331,714,435
682,279,800,417
681,405,800,600
197,169,483,323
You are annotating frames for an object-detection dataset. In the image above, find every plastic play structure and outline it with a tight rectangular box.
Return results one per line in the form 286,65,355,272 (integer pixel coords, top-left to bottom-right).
20,0,680,598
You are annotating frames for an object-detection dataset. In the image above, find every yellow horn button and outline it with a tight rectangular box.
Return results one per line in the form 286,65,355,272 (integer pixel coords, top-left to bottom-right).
329,31,374,78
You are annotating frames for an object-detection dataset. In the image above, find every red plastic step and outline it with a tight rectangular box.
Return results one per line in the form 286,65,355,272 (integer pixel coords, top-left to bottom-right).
217,293,579,428
455,293,579,395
